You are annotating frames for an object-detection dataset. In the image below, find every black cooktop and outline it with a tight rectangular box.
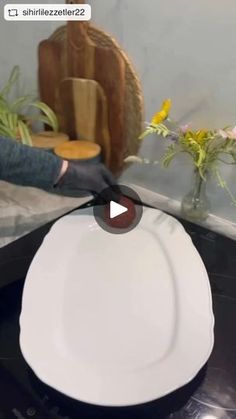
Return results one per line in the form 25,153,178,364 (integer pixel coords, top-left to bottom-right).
0,209,236,419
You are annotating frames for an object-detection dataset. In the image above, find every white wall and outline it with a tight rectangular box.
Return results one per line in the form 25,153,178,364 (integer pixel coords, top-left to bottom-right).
90,0,236,128
1,0,236,220
89,0,236,221
0,0,63,95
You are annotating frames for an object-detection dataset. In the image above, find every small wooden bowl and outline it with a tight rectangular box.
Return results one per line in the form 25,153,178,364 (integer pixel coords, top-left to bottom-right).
31,131,69,151
54,140,102,164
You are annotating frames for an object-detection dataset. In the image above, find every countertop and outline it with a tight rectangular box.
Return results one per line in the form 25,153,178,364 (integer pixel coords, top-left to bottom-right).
126,183,236,241
1,157,236,249
0,181,91,248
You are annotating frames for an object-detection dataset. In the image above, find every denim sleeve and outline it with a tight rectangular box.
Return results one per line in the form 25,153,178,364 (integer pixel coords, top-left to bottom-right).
0,136,63,190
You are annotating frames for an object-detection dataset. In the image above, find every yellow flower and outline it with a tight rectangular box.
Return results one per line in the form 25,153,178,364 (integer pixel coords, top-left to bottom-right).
184,129,209,145
151,99,172,125
195,130,209,143
184,131,194,140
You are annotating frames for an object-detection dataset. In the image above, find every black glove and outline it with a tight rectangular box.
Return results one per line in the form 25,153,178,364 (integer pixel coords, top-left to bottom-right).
55,162,118,200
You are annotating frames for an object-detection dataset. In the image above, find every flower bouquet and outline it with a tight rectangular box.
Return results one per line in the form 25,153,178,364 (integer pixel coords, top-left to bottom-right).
125,99,236,221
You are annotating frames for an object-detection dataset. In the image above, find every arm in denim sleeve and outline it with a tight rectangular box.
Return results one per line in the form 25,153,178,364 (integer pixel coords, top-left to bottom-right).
0,136,63,190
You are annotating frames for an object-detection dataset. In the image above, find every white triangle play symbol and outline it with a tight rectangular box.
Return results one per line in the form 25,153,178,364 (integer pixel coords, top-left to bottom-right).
110,201,128,219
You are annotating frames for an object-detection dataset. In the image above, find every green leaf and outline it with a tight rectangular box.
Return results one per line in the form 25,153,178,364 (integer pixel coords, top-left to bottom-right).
0,111,9,126
30,101,59,132
0,66,20,97
17,120,32,146
158,123,169,131
10,95,35,113
30,114,55,126
0,96,9,112
0,122,15,138
162,145,177,167
196,148,206,167
139,122,170,140
199,166,207,180
139,128,155,140
213,168,236,205
0,111,18,137
7,113,18,135
7,114,14,131
162,152,176,167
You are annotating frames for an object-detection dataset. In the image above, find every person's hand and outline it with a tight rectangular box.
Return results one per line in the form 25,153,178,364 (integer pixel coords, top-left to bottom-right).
54,161,117,198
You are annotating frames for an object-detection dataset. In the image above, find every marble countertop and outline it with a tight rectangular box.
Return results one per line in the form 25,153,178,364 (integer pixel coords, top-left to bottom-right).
0,181,91,248
127,183,236,241
1,163,236,249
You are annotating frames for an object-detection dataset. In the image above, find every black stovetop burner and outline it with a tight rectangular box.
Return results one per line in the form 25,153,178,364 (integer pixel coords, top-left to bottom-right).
0,214,236,419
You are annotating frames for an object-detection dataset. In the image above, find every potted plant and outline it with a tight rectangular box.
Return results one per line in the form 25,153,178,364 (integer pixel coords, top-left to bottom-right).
0,66,68,149
125,99,236,221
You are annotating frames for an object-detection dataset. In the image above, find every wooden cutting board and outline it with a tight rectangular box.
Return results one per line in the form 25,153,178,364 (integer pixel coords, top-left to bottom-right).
59,78,111,166
38,0,126,174
38,39,67,130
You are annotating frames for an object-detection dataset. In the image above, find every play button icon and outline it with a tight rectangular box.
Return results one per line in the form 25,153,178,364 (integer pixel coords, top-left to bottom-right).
110,201,128,219
93,185,143,234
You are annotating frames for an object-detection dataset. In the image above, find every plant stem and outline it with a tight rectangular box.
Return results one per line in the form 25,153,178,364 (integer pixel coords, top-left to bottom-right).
193,170,204,209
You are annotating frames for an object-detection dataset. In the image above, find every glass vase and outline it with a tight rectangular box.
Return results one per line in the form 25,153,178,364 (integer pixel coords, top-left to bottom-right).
181,169,211,222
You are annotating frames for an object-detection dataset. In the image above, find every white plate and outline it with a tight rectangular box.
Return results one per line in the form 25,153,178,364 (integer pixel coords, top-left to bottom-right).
20,207,214,407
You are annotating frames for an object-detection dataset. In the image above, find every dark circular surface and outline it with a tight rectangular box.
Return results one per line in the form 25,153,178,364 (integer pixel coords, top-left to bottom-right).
190,291,236,414
192,367,236,412
1,215,236,419
93,185,143,234
169,278,236,419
